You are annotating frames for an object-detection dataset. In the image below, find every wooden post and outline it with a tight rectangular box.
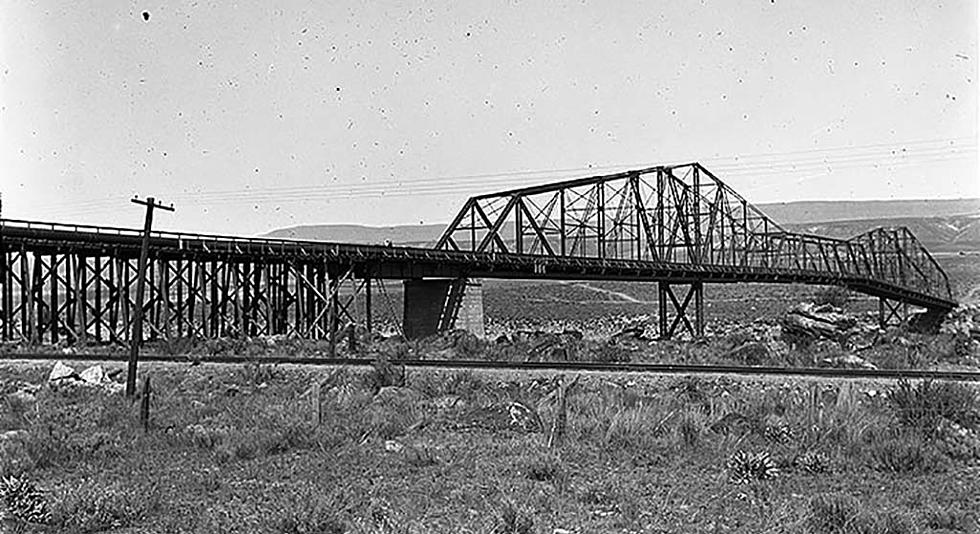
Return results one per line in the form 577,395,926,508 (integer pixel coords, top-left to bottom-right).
140,375,152,432
548,376,567,449
127,196,174,398
347,325,356,354
311,381,321,426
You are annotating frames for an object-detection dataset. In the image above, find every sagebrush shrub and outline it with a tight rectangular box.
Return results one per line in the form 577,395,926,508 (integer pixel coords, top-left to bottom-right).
887,379,978,433
868,431,949,474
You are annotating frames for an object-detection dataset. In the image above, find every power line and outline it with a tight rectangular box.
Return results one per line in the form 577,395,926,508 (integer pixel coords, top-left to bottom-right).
25,137,977,217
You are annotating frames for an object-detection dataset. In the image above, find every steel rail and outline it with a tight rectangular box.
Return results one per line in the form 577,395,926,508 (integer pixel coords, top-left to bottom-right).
2,352,978,382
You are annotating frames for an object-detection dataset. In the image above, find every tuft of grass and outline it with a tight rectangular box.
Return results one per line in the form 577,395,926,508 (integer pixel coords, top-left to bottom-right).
491,500,534,534
50,480,162,533
268,486,348,534
867,430,949,474
806,493,862,534
887,379,979,434
523,452,565,483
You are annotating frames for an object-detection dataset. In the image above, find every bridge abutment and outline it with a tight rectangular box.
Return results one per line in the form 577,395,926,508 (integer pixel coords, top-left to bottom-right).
402,278,485,340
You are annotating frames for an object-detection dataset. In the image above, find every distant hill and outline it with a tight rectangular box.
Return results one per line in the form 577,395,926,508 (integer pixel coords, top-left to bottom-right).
785,215,980,252
263,198,980,251
756,199,980,224
263,223,444,247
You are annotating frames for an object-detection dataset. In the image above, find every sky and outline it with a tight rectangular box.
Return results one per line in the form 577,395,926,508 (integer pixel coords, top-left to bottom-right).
1,0,977,235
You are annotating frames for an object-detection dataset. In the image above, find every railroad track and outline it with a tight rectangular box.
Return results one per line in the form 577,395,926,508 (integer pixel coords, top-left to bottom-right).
2,352,979,382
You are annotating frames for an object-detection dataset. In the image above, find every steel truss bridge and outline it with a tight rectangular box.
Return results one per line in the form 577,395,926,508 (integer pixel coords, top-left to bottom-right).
0,163,955,347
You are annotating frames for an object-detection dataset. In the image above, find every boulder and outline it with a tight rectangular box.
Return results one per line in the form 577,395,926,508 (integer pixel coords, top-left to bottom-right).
79,365,106,385
48,362,124,393
781,302,858,340
612,325,646,341
506,402,542,432
821,354,876,370
48,361,77,383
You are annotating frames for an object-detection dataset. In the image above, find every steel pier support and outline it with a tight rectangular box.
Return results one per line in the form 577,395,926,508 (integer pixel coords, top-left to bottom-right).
878,297,909,329
658,281,704,339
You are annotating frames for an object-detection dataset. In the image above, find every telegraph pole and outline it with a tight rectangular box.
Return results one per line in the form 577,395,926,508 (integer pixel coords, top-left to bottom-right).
127,196,174,397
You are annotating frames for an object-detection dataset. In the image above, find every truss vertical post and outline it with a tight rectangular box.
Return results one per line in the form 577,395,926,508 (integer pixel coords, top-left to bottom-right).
0,246,9,341
692,166,702,265
515,197,523,254
559,190,566,256
597,183,605,259
328,271,337,356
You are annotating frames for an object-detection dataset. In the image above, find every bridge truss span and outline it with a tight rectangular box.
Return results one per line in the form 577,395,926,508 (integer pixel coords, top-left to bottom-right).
0,162,957,345
436,162,954,334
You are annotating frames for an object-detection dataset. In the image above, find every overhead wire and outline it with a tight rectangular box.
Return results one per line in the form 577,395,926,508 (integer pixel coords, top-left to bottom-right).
26,137,978,218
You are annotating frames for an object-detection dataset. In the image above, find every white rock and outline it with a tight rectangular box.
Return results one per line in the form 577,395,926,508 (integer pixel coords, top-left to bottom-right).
384,440,404,453
48,361,77,383
79,365,106,385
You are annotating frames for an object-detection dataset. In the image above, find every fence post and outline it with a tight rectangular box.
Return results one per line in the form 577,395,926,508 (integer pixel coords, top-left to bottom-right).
311,381,322,426
140,375,152,432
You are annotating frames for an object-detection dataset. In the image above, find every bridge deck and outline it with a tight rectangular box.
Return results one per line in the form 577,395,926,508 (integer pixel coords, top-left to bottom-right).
0,219,956,311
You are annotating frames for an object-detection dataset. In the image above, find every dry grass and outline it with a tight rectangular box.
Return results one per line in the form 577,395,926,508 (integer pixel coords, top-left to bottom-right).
0,361,977,533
